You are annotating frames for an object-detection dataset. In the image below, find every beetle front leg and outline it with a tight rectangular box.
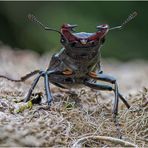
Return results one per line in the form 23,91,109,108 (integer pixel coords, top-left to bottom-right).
45,70,74,105
86,72,131,139
25,69,73,106
83,80,119,116
24,70,55,106
84,80,122,138
44,73,52,106
88,72,130,109
24,71,44,102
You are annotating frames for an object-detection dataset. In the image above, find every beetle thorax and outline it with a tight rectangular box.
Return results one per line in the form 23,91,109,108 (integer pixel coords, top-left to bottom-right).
65,40,100,60
59,46,101,76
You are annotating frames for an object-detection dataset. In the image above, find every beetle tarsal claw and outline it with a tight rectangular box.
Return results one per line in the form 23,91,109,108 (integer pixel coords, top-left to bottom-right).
62,69,73,75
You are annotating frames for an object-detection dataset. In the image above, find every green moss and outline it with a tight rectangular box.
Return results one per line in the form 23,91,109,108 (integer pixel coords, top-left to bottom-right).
15,101,33,113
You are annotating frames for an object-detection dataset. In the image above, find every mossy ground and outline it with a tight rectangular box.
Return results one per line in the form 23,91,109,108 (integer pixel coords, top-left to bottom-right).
0,46,147,147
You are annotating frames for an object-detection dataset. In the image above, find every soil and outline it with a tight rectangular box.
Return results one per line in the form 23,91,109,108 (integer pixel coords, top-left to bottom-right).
0,45,147,147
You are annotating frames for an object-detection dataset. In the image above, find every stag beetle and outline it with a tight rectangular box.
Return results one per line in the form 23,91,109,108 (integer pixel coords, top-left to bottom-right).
0,12,137,138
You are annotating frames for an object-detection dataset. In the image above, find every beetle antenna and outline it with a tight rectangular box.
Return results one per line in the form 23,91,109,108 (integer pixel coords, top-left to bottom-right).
28,14,63,35
109,11,137,31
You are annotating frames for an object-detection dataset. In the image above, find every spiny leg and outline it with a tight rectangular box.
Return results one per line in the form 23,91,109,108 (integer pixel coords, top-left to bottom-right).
113,82,119,115
118,93,130,109
84,81,113,91
24,72,43,102
43,70,70,106
0,69,40,82
113,81,122,139
44,73,53,106
84,80,120,117
26,69,69,105
87,72,131,138
0,69,59,106
84,79,122,138
25,70,55,107
88,72,130,109
0,69,45,103
52,82,67,89
20,70,41,81
88,72,130,134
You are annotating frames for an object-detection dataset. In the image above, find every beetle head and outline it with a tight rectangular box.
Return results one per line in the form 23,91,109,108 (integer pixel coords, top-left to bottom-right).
60,24,109,50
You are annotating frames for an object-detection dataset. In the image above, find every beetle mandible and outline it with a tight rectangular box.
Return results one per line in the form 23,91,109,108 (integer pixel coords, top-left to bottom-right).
0,12,137,138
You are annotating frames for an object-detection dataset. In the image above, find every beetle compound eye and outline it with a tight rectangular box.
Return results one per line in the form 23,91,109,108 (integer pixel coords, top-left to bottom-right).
90,41,95,46
60,37,66,44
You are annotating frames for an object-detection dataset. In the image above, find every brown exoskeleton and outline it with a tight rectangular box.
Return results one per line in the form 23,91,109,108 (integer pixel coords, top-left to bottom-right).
0,12,137,138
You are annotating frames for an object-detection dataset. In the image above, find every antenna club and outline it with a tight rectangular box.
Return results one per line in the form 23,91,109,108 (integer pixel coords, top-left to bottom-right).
28,14,36,22
28,14,33,21
27,14,62,36
109,11,138,31
133,11,138,17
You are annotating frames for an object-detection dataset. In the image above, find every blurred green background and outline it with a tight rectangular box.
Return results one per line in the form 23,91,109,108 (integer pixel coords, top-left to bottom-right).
0,1,147,60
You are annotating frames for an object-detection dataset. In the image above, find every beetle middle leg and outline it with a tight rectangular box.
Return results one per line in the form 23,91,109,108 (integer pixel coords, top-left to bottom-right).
44,73,52,105
24,71,44,102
